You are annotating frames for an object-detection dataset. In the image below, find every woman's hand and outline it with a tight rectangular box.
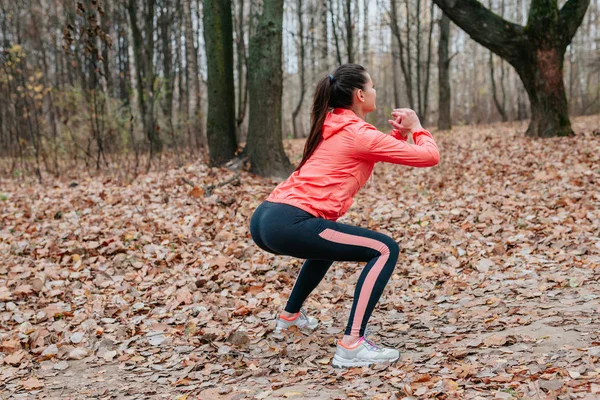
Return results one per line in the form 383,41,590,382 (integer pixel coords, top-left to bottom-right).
391,108,424,135
388,118,409,140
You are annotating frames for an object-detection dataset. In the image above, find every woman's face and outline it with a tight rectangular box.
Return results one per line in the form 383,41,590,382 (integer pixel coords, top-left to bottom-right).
357,73,377,114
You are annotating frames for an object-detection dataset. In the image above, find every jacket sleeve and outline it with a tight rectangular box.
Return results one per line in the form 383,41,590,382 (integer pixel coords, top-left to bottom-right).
353,125,440,167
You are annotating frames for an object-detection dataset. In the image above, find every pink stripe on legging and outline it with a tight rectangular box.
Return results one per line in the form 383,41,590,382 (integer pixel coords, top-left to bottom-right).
318,228,390,336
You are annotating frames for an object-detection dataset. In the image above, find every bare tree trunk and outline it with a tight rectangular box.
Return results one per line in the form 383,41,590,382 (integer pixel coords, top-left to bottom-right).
344,0,354,63
329,0,343,65
116,3,130,104
100,0,113,95
184,0,203,149
320,0,329,70
362,0,368,65
246,0,292,178
416,0,422,117
390,0,413,108
127,0,162,157
391,29,401,107
203,0,238,165
438,11,452,130
309,1,316,72
235,0,249,143
249,0,260,37
404,0,414,109
487,0,507,122
160,0,179,163
174,0,188,142
489,51,508,121
422,3,434,122
292,0,306,138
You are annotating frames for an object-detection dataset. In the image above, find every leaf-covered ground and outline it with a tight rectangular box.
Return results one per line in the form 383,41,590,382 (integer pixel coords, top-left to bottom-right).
1,116,600,400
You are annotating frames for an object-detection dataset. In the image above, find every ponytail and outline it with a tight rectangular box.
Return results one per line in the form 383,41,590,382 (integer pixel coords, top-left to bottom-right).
295,76,333,171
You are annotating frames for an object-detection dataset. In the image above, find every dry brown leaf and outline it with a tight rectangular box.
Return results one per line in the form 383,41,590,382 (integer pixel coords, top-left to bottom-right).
3,349,27,365
20,377,44,390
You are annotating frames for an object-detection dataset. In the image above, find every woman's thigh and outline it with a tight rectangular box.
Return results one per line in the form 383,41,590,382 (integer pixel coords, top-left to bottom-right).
263,215,398,262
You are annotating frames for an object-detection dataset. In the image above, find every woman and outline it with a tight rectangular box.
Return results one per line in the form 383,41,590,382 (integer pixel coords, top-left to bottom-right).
249,63,440,368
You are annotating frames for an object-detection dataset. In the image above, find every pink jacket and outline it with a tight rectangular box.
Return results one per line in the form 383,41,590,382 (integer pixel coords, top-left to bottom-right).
266,108,440,221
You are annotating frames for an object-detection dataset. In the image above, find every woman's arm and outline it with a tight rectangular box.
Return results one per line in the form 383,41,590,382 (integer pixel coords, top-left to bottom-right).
353,125,440,167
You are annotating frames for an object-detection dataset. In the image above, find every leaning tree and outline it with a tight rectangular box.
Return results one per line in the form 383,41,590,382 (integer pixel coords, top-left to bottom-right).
433,0,590,137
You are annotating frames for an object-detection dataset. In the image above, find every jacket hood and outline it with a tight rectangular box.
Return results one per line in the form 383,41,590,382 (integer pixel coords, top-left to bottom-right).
322,108,362,139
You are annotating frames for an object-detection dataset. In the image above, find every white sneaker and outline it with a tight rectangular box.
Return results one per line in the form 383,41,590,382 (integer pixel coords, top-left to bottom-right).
332,335,400,368
274,308,319,333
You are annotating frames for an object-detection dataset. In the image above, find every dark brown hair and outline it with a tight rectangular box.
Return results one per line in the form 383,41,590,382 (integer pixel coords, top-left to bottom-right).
295,63,369,171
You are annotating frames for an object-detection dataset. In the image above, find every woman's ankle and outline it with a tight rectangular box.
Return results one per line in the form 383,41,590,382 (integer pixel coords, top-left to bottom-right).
281,310,299,319
340,335,361,346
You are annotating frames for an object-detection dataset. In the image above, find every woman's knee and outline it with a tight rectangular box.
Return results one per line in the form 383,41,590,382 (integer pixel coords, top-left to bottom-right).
379,235,400,260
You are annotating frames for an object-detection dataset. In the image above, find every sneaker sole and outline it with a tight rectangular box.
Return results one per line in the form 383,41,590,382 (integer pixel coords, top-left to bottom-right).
274,321,319,333
331,354,400,368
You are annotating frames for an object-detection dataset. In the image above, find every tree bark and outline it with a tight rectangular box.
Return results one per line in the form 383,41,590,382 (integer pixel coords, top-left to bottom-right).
438,11,452,130
404,0,414,109
160,0,178,161
127,0,162,155
246,0,292,178
100,0,113,96
487,0,508,122
489,50,508,121
320,0,329,69
344,0,354,63
115,3,130,104
389,0,413,108
432,0,590,137
422,3,434,122
329,0,343,65
203,0,238,165
184,0,203,149
362,0,369,65
416,0,422,117
292,0,306,139
174,0,188,141
391,28,401,108
235,0,249,143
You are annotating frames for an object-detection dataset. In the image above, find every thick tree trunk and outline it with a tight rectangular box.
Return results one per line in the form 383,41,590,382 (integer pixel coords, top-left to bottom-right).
432,0,590,137
515,49,572,137
203,0,238,165
246,0,292,178
438,12,451,130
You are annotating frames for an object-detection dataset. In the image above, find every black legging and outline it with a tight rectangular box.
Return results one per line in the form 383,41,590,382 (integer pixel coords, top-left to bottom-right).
249,201,399,337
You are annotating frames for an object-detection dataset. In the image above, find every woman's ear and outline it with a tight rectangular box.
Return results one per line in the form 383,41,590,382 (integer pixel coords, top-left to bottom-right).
357,89,365,103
